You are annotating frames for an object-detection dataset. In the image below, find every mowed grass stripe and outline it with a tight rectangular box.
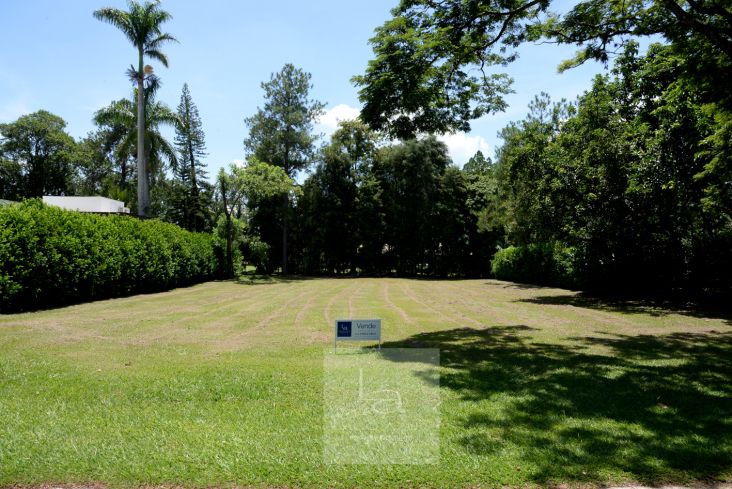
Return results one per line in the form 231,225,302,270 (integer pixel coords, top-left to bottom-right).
1,277,731,488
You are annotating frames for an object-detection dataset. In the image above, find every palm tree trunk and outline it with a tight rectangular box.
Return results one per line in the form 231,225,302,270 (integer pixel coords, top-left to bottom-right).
136,50,147,217
219,174,234,278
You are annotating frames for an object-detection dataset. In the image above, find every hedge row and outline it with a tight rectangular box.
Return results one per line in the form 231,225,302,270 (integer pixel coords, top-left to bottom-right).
0,200,218,312
491,242,578,289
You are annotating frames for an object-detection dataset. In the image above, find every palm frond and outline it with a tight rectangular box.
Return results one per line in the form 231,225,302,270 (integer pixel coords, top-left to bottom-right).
126,65,141,83
94,99,135,128
93,7,135,44
146,33,178,50
148,102,179,127
144,74,162,97
145,49,169,67
155,134,179,172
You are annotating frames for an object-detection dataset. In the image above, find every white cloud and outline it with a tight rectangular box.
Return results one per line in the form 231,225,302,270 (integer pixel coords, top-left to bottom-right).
437,132,491,167
230,159,246,167
316,104,360,135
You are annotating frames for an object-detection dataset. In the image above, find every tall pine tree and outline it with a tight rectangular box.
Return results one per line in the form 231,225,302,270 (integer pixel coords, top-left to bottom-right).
244,64,325,274
174,83,209,231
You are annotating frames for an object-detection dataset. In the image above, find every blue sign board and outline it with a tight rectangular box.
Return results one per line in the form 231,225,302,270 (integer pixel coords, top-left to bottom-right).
334,319,381,350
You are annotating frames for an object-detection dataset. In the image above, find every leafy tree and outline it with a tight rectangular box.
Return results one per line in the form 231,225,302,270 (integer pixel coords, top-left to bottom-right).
216,160,295,277
494,92,573,244
487,42,731,294
0,110,78,198
463,150,493,175
354,0,732,136
173,83,210,231
542,0,732,70
94,0,177,217
374,137,453,274
462,151,504,274
296,132,498,277
298,120,381,274
431,165,473,275
0,159,23,201
89,107,135,194
244,63,325,273
353,0,548,137
75,131,117,197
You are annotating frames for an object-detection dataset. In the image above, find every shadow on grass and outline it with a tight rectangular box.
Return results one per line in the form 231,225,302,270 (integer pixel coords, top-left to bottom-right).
516,293,732,325
233,274,318,285
381,326,732,484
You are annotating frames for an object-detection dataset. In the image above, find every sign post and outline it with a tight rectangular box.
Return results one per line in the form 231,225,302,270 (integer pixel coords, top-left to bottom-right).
334,319,381,352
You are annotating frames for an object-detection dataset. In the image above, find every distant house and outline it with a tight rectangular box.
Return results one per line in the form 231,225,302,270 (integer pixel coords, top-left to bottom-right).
0,199,16,207
43,196,130,214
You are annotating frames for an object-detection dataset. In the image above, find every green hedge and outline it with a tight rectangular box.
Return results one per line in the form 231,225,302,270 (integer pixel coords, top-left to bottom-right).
491,242,578,288
0,200,218,312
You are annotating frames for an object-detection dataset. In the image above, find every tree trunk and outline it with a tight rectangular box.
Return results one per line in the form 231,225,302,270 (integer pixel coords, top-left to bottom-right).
120,158,127,188
282,193,289,275
188,140,199,230
136,50,147,217
282,142,291,275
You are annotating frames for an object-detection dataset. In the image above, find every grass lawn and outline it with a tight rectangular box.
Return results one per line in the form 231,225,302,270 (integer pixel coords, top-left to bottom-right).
1,277,731,488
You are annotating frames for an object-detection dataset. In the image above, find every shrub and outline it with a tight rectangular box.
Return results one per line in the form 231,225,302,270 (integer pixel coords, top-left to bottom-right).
0,200,217,312
491,242,578,288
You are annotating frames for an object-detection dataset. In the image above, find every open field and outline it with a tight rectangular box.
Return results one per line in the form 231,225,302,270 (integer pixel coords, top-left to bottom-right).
1,277,731,488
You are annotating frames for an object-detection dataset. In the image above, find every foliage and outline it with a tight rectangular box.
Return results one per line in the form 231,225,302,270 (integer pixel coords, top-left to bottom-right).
353,0,543,137
93,0,177,69
244,64,325,177
297,121,381,274
92,81,179,194
171,83,211,232
74,131,117,197
0,111,79,199
491,242,576,287
215,161,295,277
487,42,731,294
295,131,498,277
542,0,732,72
375,137,456,274
0,200,216,312
94,0,177,216
354,0,732,136
243,63,325,273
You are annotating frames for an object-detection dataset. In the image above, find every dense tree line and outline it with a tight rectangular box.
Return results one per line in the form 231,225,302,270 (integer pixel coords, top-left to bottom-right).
2,0,729,300
291,124,496,276
487,42,731,294
240,42,728,296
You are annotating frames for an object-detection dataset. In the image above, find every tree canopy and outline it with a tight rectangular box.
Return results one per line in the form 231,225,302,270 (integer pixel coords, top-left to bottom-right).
0,111,78,199
354,0,732,137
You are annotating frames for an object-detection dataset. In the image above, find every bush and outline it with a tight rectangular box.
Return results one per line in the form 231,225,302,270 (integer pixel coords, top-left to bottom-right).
491,242,578,288
0,200,218,312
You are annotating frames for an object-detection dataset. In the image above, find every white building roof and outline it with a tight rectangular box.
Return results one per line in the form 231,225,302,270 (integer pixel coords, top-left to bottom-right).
43,196,130,214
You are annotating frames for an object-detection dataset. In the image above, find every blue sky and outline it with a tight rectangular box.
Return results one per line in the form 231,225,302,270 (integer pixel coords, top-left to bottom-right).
0,0,609,180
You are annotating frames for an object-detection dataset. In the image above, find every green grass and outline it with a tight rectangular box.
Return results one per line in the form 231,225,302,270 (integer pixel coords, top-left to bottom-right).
1,277,731,488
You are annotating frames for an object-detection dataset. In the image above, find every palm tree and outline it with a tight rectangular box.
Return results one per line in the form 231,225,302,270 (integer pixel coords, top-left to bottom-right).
94,0,177,217
94,80,179,207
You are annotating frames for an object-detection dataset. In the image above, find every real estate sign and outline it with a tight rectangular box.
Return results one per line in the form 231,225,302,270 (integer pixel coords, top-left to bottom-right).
334,319,381,344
